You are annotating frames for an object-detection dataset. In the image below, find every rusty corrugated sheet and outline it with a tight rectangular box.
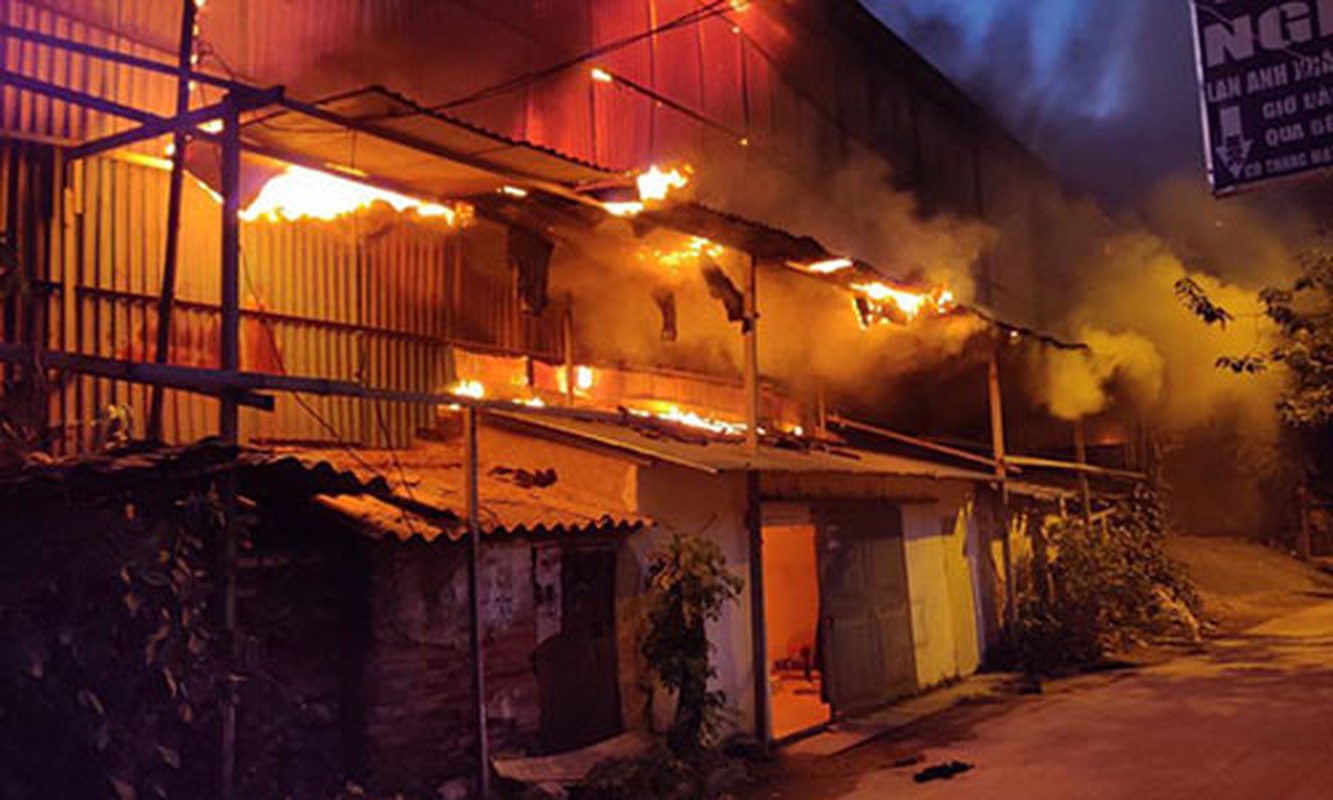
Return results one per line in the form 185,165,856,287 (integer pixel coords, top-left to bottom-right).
287,439,649,542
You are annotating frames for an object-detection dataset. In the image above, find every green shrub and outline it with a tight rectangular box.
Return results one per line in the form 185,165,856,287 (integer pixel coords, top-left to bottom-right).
640,534,743,755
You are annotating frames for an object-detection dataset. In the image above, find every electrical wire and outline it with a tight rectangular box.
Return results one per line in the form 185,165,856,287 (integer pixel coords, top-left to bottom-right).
418,0,736,113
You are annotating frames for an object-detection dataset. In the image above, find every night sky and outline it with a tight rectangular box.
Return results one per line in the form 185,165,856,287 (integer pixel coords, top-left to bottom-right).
866,0,1206,205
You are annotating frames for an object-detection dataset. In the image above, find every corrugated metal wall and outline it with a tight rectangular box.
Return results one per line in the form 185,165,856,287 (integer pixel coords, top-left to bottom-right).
1,0,1059,327
1,0,178,144
0,142,567,453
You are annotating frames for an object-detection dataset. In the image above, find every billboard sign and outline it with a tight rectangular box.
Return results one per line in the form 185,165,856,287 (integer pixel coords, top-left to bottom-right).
1192,0,1333,194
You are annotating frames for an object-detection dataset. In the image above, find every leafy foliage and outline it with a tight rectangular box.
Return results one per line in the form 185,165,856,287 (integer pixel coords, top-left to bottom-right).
0,490,227,799
640,534,743,755
1177,249,1333,427
1007,487,1201,676
1174,277,1233,328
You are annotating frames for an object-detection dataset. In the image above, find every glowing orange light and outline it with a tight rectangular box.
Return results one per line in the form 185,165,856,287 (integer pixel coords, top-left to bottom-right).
590,67,615,84
449,380,485,399
575,366,595,392
241,166,460,224
636,165,690,202
629,403,747,437
603,201,645,217
500,185,528,198
197,119,224,134
641,236,725,273
805,258,853,274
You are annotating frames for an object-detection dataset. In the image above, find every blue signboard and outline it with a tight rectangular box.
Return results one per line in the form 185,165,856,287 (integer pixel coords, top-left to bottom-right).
1192,0,1333,194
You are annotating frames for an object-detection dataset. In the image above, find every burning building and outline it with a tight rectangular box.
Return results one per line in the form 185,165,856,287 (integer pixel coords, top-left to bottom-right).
0,1,1142,797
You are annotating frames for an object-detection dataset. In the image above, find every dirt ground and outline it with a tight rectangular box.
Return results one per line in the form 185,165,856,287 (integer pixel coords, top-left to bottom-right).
741,536,1333,800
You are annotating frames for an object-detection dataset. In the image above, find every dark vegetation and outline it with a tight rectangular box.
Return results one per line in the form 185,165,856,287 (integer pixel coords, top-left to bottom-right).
1004,487,1203,677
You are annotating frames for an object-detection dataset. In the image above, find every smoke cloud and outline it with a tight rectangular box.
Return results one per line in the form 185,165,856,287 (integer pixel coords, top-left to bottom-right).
543,142,999,410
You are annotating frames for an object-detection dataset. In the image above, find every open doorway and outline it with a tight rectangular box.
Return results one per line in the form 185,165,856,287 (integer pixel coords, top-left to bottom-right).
762,523,831,740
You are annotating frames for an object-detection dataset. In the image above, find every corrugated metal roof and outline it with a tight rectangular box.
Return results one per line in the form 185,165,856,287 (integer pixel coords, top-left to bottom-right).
639,203,834,265
243,86,620,201
282,440,647,542
496,412,996,482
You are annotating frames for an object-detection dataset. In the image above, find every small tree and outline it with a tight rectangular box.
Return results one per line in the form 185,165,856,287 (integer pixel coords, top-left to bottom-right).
640,534,743,755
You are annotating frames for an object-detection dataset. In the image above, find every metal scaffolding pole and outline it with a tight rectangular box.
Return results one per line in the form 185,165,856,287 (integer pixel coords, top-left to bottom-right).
464,406,491,799
219,96,241,441
148,0,200,441
217,93,242,800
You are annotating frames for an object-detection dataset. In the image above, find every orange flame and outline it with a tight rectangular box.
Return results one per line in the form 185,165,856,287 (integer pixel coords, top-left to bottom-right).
639,236,725,275
636,165,690,202
242,166,463,224
628,402,747,437
851,282,956,326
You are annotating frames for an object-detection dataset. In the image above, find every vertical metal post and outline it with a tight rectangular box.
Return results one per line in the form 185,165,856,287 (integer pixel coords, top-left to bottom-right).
464,406,491,799
219,95,241,441
217,94,241,800
147,0,199,441
741,257,768,748
816,386,828,439
1298,483,1313,560
1074,420,1094,531
743,257,759,453
746,470,769,751
986,345,1016,627
562,300,575,407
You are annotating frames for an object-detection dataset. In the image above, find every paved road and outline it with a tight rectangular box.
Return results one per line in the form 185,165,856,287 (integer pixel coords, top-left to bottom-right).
833,601,1333,800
